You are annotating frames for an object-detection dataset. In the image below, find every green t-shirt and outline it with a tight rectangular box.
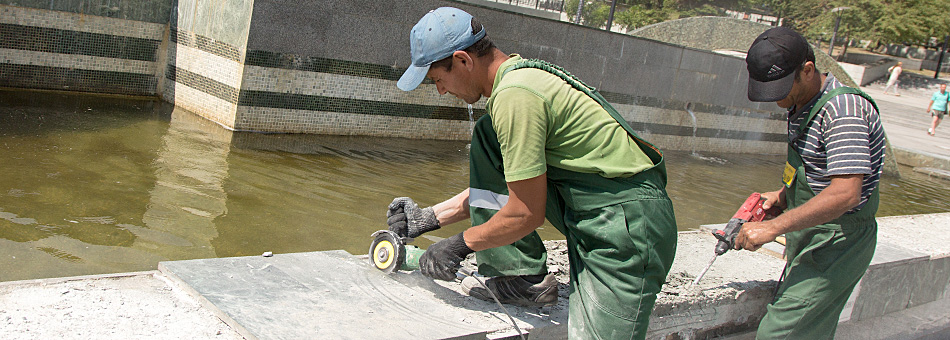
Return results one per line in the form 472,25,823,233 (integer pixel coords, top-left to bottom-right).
932,91,949,112
487,55,654,182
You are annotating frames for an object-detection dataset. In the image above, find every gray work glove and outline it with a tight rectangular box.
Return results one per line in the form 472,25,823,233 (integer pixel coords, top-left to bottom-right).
420,232,474,281
386,197,440,239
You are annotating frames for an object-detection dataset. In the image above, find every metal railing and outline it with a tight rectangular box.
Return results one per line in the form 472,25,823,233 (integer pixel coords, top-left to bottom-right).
488,0,565,13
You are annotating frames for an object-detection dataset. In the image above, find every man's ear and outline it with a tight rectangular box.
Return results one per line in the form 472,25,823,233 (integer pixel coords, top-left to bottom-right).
453,50,475,71
802,61,817,80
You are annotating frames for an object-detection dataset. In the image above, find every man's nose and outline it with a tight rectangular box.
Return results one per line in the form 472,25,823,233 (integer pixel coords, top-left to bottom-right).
436,83,448,95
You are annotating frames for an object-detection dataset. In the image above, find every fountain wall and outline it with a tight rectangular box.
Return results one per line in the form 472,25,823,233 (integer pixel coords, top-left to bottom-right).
1,0,787,153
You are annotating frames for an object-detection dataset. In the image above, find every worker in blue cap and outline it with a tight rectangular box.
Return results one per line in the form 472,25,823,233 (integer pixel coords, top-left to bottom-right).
385,7,677,339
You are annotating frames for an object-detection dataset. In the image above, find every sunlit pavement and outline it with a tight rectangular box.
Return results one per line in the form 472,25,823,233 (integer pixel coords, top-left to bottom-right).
860,74,950,161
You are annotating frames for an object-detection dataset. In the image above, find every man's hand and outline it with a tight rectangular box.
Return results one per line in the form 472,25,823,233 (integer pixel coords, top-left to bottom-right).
387,197,440,239
759,189,787,220
735,175,864,251
734,220,781,251
419,232,474,281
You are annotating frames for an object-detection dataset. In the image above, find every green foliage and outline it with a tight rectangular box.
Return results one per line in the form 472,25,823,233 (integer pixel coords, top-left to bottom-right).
565,0,581,20
587,2,612,28
682,4,723,17
737,0,950,46
615,5,669,30
565,0,615,29
579,0,947,46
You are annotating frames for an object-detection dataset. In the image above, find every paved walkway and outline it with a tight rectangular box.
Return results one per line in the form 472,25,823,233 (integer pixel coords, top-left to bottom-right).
860,72,950,165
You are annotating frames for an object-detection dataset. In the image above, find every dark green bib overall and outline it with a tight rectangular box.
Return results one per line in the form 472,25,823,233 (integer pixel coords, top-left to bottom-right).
469,60,677,340
756,87,879,339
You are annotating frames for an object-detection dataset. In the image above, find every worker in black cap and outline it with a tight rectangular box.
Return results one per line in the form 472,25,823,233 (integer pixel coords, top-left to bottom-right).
734,27,886,339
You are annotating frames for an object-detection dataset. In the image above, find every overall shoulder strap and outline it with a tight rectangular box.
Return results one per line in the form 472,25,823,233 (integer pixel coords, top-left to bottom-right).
500,59,642,146
799,86,879,134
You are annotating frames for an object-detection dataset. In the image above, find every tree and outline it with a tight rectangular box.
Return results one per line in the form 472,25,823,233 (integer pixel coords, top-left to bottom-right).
738,0,950,47
572,0,948,47
566,0,612,28
615,4,669,31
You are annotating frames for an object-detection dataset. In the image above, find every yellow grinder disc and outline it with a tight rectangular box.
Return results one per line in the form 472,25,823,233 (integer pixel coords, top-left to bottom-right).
368,230,405,274
372,239,395,270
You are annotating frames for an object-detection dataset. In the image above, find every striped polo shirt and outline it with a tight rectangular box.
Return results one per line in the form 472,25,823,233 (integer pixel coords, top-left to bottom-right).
788,74,886,213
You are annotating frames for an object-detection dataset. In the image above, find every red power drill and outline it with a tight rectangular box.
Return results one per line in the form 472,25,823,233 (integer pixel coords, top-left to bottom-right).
690,192,772,287
712,192,769,256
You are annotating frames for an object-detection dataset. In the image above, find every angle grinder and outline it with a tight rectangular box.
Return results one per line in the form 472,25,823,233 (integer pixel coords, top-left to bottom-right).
367,229,526,338
368,230,425,273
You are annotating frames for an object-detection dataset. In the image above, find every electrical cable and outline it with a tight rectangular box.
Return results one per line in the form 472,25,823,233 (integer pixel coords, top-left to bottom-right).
458,268,527,340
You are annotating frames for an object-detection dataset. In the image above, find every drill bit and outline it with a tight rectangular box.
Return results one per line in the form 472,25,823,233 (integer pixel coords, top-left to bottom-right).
689,253,719,289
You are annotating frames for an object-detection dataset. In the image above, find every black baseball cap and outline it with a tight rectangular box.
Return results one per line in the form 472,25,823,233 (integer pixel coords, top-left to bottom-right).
745,27,814,102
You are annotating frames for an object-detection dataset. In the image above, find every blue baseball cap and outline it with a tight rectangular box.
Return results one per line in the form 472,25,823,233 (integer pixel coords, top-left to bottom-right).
397,7,486,91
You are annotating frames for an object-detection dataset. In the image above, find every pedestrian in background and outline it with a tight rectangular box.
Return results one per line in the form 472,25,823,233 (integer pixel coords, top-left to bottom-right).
927,83,949,136
883,61,903,96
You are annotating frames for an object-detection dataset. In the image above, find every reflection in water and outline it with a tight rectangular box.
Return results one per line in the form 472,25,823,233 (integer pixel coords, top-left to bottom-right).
0,91,174,281
210,129,471,258
139,107,233,260
1,90,949,282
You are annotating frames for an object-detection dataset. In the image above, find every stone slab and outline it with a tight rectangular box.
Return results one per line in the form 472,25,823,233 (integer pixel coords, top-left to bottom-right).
877,213,950,257
159,250,508,340
912,166,950,180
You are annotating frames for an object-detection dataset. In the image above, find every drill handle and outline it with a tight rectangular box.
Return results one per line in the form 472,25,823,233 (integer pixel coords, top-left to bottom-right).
713,219,744,255
710,193,770,255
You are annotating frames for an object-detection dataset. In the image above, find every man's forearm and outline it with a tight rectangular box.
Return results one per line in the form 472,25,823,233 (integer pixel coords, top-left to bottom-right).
463,175,547,251
432,189,471,226
464,206,544,251
768,175,863,234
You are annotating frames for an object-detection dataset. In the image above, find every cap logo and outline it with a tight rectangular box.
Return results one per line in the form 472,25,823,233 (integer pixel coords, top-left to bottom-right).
767,65,784,78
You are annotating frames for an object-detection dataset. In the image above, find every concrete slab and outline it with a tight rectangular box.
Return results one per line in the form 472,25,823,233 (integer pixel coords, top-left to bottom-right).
837,296,950,340
912,167,950,180
877,213,950,257
0,271,244,340
695,213,950,329
4,213,950,339
838,213,950,323
158,250,565,340
647,231,785,339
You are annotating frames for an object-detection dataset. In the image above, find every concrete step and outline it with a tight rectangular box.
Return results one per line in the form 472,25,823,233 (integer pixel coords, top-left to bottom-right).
158,250,566,340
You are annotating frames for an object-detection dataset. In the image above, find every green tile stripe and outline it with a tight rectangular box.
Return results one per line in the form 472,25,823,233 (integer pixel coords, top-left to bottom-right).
0,23,159,62
166,64,240,104
244,50,781,121
628,121,785,142
167,57,485,121
170,28,241,62
600,91,784,121
245,50,405,81
237,90,483,121
0,63,155,95
233,88,783,140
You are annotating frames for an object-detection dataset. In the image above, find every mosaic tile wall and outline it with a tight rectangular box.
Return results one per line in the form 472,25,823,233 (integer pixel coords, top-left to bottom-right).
2,2,788,154
0,0,173,24
240,0,789,152
235,50,787,151
161,27,246,129
0,5,164,95
157,0,254,130
237,51,483,139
